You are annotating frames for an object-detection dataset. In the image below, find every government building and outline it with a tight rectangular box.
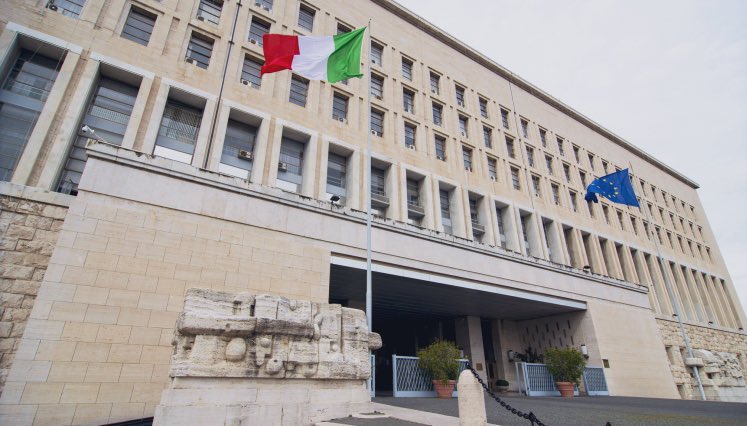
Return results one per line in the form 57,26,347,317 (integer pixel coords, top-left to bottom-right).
0,0,745,424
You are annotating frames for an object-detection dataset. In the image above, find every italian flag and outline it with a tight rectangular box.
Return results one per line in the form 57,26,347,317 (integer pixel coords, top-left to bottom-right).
261,27,366,83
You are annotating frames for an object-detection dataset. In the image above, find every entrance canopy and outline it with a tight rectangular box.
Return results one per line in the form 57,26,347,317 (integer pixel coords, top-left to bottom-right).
330,257,586,321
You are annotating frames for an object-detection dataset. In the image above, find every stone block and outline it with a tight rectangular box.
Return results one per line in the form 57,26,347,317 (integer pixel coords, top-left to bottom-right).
73,403,113,425
47,361,89,382
20,382,64,404
60,383,101,403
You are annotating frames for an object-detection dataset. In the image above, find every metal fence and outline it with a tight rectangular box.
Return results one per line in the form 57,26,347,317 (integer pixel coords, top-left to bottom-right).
583,367,609,396
368,354,375,397
516,362,608,396
392,355,469,397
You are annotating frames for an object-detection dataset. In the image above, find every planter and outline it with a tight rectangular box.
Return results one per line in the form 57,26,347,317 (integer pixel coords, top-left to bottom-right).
433,380,456,398
496,385,509,393
556,381,575,398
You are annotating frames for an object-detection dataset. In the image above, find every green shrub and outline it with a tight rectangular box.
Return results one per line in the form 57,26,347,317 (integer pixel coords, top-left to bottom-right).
417,340,461,384
496,379,509,387
544,347,586,384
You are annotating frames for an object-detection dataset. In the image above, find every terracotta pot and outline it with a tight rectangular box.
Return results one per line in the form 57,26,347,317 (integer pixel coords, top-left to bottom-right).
433,380,456,398
556,381,575,398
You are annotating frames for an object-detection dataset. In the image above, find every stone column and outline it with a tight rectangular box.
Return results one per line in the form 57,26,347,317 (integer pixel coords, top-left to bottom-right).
455,316,487,383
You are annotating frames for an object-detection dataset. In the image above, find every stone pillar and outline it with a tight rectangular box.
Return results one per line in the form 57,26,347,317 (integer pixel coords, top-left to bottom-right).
455,316,487,383
458,369,487,426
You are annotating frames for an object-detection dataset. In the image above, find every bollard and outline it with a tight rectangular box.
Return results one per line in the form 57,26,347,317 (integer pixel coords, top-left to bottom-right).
458,368,487,426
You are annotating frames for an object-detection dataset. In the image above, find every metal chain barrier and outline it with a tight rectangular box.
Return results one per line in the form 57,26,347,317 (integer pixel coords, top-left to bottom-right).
465,361,546,426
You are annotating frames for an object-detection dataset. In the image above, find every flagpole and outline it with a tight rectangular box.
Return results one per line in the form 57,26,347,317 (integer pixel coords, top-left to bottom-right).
627,163,706,400
365,20,373,333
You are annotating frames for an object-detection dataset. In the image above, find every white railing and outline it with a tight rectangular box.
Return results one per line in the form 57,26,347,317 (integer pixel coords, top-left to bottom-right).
392,355,469,397
515,362,608,396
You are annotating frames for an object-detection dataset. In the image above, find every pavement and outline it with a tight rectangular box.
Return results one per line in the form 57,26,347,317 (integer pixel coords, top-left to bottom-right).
323,395,747,426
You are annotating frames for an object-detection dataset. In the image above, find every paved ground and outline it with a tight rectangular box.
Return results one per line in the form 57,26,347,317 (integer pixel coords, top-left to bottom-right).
328,395,747,426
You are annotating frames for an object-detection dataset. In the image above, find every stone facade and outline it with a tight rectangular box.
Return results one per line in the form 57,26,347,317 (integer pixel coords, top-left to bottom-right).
0,183,69,393
153,289,381,425
658,318,747,401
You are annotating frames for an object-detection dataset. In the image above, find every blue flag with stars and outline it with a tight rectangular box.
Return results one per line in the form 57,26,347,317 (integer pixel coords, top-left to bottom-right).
584,168,640,207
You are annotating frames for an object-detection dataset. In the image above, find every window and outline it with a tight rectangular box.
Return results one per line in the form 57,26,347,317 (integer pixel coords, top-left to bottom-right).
563,163,571,182
337,23,352,34
586,200,595,218
496,206,507,247
298,4,315,31
406,179,422,222
526,146,535,167
249,18,270,46
500,108,510,129
510,167,521,190
602,205,611,224
155,99,203,158
404,123,416,149
569,191,578,212
579,171,587,187
401,57,413,81
429,72,440,95
643,221,652,241
479,97,488,118
458,115,468,137
197,0,222,25
539,128,547,147
370,42,383,66
440,189,452,234
630,217,638,235
0,49,62,181
432,102,443,126
572,145,580,163
487,157,498,180
531,175,541,197
587,153,595,170
602,160,609,174
186,32,214,69
278,137,304,189
556,137,565,156
57,77,138,194
462,146,473,171
220,118,257,174
469,198,481,232
371,74,383,99
434,135,446,160
617,211,625,230
326,152,347,196
545,155,554,175
255,0,273,11
551,184,560,205
403,89,414,113
520,119,529,138
289,75,308,106
505,136,515,158
455,85,465,107
51,0,86,19
370,109,384,136
332,93,348,121
371,166,386,196
483,126,492,148
121,6,156,46
241,55,262,87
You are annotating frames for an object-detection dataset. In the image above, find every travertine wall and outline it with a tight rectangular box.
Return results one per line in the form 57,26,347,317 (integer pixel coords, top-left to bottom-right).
0,184,69,393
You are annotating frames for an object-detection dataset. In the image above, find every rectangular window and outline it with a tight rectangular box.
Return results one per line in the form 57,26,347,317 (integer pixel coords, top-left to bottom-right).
404,123,416,149
617,211,626,230
579,171,587,187
563,163,571,182
510,167,521,190
57,77,138,194
434,135,446,160
602,160,609,174
630,217,638,235
479,97,488,118
587,200,595,218
487,157,498,180
370,42,383,66
53,0,86,19
505,136,515,159
587,153,595,170
569,191,578,212
370,109,384,136
455,85,465,107
496,206,507,247
458,115,468,137
401,58,413,81
526,146,535,167
440,189,452,234
241,55,263,87
572,145,580,163
432,103,443,126
531,175,541,197
520,118,529,138
155,99,203,157
462,146,473,171
371,166,386,196
220,118,257,173
0,49,62,181
289,75,308,106
298,5,315,31
539,128,547,147
407,178,420,207
255,0,273,11
197,0,222,25
332,93,348,121
249,18,270,46
556,137,565,156
469,198,480,226
337,23,352,34
429,72,440,95
483,126,492,148
403,89,414,113
326,152,347,195
602,205,611,224
121,6,156,46
371,74,383,99
186,32,214,69
551,184,560,205
501,108,510,129
278,137,304,187
545,155,554,175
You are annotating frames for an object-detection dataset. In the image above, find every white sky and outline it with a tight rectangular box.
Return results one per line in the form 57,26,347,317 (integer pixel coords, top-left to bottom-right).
395,0,747,316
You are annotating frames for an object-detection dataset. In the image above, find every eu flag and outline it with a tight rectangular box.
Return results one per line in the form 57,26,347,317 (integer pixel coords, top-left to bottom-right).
584,168,640,207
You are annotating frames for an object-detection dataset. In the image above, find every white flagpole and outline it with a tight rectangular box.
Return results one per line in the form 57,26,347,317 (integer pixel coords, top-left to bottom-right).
365,21,373,332
626,163,706,400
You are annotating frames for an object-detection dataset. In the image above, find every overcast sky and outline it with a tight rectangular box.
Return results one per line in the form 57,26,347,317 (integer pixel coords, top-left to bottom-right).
395,0,747,316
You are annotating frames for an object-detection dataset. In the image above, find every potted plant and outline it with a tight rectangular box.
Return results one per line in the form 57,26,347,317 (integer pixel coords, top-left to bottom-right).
544,347,586,398
417,340,461,398
495,379,509,392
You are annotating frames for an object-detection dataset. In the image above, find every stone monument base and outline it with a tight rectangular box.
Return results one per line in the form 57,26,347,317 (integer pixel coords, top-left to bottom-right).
154,377,372,425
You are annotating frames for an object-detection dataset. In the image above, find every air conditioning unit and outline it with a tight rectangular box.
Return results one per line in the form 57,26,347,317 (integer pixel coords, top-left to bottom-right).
278,161,288,172
490,176,497,181
238,150,253,160
404,106,413,113
185,57,196,64
255,2,271,11
374,95,383,100
240,79,254,88
436,155,445,161
461,131,467,138
465,167,472,172
434,119,442,126
457,100,465,107
371,130,381,137
196,12,205,21
372,59,380,66
249,38,258,45
333,115,347,123
46,1,58,11
407,144,416,150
